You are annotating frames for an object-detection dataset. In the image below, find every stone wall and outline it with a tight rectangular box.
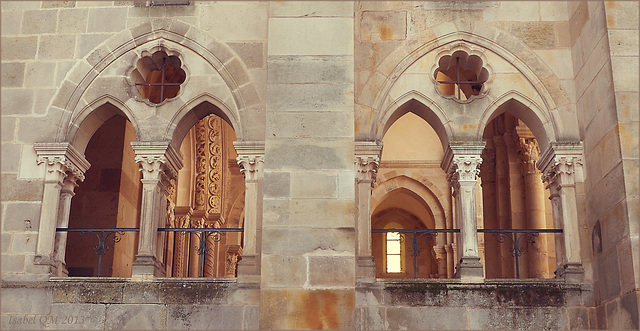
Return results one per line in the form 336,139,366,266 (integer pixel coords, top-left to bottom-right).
356,280,590,330
0,279,259,330
568,1,640,329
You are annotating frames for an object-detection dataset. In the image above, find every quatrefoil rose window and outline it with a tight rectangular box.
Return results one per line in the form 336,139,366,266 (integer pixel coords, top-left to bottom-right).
434,50,489,101
130,51,186,104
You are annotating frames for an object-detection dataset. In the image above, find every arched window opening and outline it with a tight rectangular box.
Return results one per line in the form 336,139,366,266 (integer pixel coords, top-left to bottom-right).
66,113,141,277
163,112,244,277
434,50,488,101
371,110,452,279
480,112,557,279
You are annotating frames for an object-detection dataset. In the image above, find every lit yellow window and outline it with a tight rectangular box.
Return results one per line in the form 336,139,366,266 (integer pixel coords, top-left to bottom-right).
386,232,402,273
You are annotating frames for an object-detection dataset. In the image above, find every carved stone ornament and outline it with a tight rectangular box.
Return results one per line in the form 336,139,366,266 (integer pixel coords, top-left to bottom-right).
516,137,541,174
131,142,183,181
34,142,91,183
237,155,264,182
537,142,584,187
448,156,483,182
355,155,380,184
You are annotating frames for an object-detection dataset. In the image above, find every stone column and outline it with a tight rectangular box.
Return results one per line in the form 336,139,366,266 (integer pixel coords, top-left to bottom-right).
517,137,549,278
234,141,264,283
480,145,501,278
493,135,514,277
445,244,454,278
225,245,243,277
442,142,485,281
434,245,447,278
355,141,382,282
131,142,182,279
538,142,585,283
33,143,90,276
52,175,80,277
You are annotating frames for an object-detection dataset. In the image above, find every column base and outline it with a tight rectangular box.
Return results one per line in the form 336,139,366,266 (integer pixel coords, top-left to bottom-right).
556,262,584,283
356,256,376,283
455,257,484,282
237,254,260,284
52,260,69,277
132,255,165,280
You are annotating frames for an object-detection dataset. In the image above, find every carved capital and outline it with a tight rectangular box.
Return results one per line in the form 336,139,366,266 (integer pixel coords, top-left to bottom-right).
447,155,483,183
538,142,584,188
355,155,380,184
236,154,264,182
132,142,183,181
517,137,541,174
234,141,265,182
355,141,383,185
34,142,90,183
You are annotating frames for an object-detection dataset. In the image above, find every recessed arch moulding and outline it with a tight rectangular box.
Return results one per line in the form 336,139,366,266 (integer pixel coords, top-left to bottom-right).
357,21,580,154
51,20,264,156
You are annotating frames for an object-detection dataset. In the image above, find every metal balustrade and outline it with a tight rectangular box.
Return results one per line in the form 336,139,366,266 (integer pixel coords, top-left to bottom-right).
372,228,563,279
56,227,243,277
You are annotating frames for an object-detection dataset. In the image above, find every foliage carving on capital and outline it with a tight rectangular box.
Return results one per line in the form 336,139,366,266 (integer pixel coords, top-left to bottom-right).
34,143,90,183
237,155,264,182
448,156,483,182
541,155,583,187
355,155,380,184
517,137,541,174
135,154,174,181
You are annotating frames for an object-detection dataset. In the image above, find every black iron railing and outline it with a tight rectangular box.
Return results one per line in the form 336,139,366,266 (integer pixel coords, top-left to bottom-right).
158,228,243,277
479,228,562,278
56,227,243,277
372,228,562,279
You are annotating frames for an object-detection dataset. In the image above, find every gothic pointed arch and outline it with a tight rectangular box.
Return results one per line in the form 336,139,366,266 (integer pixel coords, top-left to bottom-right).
67,96,140,155
372,175,447,230
50,17,263,151
478,92,558,152
376,91,452,152
358,18,576,145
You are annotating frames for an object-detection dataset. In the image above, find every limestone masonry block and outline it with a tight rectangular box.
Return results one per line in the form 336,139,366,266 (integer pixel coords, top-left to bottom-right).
268,18,353,56
104,304,166,330
290,173,337,198
1,36,38,60
57,9,88,34
270,1,353,17
308,256,356,287
360,11,407,42
261,228,355,255
266,140,352,171
167,305,243,330
267,81,354,112
267,111,353,139
87,7,127,33
268,56,353,84
37,34,76,60
2,63,25,88
261,254,307,287
228,42,265,70
260,289,354,329
21,10,57,35
200,2,267,41
263,172,290,198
